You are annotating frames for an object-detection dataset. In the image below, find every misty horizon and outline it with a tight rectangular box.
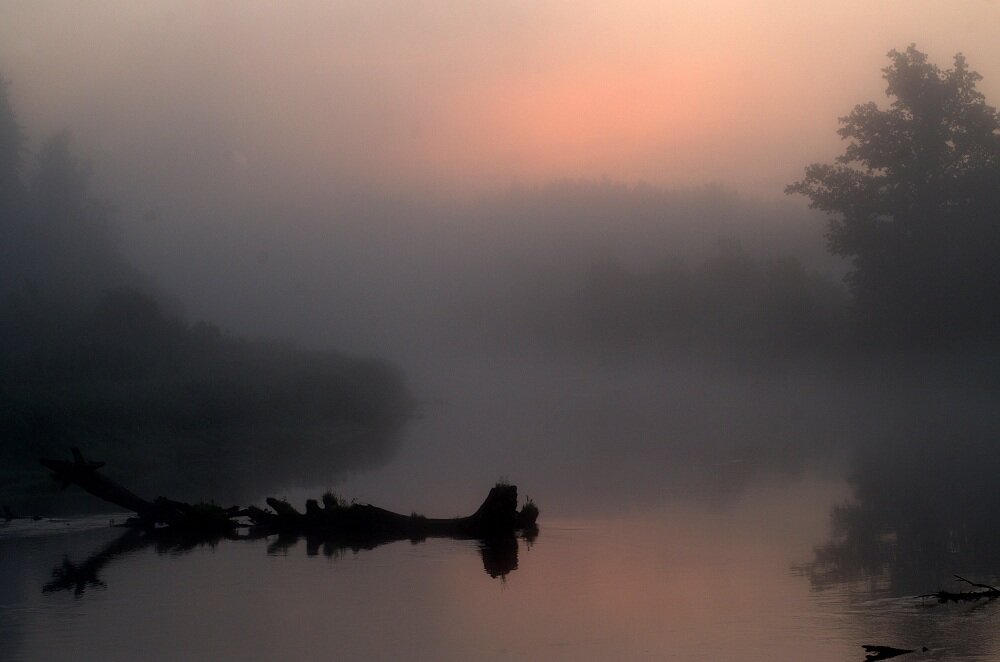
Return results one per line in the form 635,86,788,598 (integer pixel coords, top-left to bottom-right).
3,4,1000,661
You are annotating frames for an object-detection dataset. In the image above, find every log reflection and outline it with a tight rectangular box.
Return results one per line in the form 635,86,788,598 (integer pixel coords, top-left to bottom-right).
43,525,535,597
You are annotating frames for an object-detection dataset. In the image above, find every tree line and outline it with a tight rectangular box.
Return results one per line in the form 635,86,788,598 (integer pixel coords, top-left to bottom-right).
485,46,1000,359
0,78,412,512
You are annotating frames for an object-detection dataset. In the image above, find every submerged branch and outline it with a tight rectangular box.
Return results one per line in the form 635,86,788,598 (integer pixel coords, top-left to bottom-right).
916,574,1000,603
953,574,1000,593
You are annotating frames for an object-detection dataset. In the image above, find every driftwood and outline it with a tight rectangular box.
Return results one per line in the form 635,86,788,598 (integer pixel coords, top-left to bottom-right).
40,449,239,532
244,485,539,542
37,448,538,593
39,448,539,541
917,574,1000,603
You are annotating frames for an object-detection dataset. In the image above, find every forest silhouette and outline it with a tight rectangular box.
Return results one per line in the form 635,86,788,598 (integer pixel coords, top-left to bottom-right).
0,77,412,512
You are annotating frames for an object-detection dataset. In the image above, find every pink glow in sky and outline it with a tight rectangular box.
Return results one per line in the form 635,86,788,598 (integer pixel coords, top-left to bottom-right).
2,1,998,200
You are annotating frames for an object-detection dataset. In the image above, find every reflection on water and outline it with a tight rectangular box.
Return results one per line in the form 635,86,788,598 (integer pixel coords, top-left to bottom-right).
39,525,528,599
0,480,833,661
4,478,1000,661
804,433,1000,598
796,432,1000,661
43,528,154,597
262,529,526,580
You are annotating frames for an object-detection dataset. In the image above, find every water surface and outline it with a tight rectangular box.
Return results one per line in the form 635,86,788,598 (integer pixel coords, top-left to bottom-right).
5,478,998,661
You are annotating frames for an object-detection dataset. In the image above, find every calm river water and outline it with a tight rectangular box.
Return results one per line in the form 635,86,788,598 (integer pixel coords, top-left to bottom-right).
3,477,999,661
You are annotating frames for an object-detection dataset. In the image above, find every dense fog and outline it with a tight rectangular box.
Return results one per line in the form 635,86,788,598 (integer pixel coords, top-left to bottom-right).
1,8,999,592
0,84,411,510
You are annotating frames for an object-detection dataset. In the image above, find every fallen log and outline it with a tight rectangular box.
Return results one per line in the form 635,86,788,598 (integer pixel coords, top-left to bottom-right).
39,448,539,542
40,448,152,516
40,448,237,532
246,483,539,542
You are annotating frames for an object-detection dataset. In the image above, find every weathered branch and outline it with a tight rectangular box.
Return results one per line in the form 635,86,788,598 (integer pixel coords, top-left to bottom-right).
916,575,1000,603
954,574,1000,593
40,448,154,517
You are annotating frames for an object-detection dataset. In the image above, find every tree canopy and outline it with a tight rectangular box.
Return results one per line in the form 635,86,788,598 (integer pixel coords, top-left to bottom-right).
787,46,1000,345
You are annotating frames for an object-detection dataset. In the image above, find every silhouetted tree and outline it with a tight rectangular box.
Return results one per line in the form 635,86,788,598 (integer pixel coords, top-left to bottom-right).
787,46,1000,345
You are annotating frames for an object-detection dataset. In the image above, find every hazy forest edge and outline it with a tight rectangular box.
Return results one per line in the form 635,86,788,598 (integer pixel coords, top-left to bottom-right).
3,44,1000,514
0,77,413,513
447,47,1000,361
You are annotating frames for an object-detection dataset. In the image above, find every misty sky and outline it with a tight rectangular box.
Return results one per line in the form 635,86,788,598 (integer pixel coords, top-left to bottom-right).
4,0,1000,555
2,1,998,212
6,9,1000,660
